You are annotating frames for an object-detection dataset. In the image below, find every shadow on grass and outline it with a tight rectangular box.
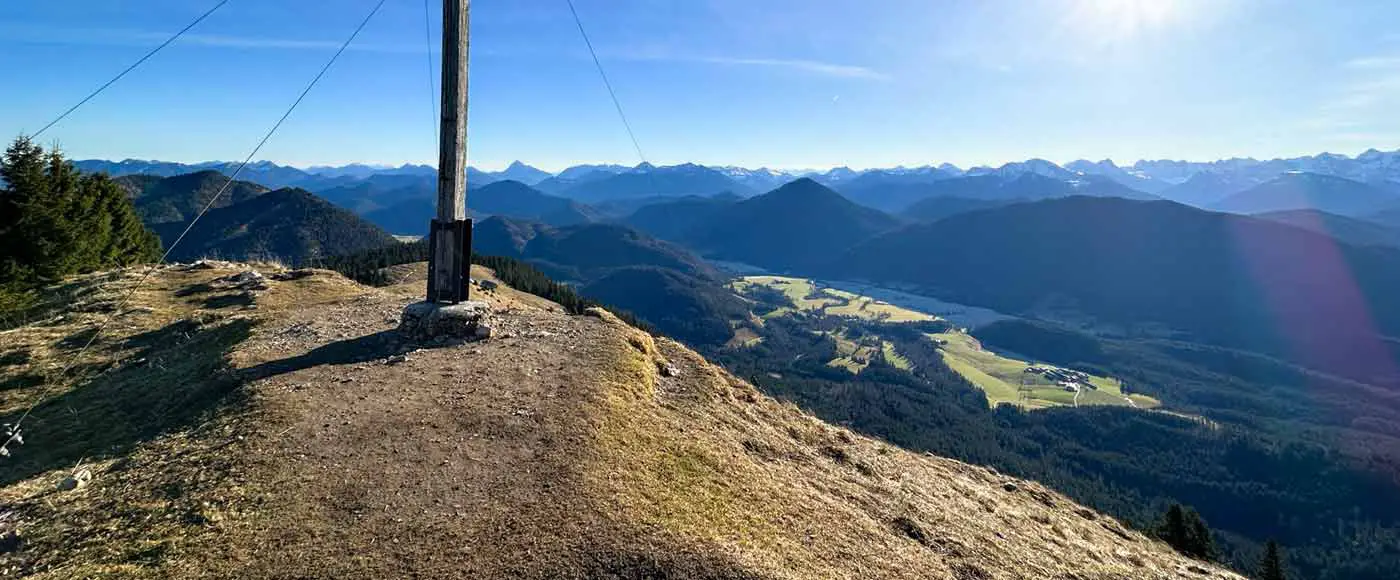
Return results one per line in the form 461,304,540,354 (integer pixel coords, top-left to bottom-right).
174,282,216,298
0,373,44,393
175,280,254,310
123,319,202,351
4,317,454,485
56,327,102,350
201,293,255,310
0,349,30,369
239,330,406,383
0,317,256,487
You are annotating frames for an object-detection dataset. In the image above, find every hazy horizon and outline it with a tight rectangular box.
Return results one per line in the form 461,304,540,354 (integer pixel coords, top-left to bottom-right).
61,145,1400,175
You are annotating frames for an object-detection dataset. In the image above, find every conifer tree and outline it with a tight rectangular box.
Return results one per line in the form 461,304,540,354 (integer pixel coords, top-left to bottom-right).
1185,509,1216,561
0,137,161,288
1259,540,1287,580
1156,503,1216,561
1158,504,1191,554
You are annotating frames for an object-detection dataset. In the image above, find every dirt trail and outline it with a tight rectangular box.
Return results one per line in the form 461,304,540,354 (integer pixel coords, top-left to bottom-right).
208,283,739,577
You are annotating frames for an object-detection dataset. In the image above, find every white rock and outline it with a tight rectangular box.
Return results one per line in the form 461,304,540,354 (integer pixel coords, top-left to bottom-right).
56,469,92,492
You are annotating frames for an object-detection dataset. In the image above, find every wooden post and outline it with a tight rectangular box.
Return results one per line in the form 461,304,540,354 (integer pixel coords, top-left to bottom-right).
428,0,471,303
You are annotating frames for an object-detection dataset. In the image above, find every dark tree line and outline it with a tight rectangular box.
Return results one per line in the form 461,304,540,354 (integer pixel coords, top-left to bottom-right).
310,238,430,286
315,240,651,330
581,266,746,346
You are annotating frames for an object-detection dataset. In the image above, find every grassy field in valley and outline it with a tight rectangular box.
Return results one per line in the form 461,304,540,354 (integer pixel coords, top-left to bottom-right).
824,329,880,373
725,326,764,349
930,331,1159,410
881,341,912,370
731,277,925,374
731,276,934,323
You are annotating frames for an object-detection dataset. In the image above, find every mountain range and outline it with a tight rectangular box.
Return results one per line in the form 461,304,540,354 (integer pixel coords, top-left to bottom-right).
117,165,1400,376
840,172,1158,212
76,146,1400,211
1210,172,1399,216
109,159,1400,277
1156,172,1261,208
536,163,756,202
350,180,601,235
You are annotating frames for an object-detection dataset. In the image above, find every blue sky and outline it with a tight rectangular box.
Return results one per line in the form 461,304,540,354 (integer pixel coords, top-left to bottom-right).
3,0,1400,171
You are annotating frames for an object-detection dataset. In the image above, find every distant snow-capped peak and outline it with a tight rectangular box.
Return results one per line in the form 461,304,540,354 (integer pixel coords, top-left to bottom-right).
995,159,1074,180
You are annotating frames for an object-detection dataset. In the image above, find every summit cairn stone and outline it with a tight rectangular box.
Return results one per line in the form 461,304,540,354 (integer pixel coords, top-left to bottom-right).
398,301,492,341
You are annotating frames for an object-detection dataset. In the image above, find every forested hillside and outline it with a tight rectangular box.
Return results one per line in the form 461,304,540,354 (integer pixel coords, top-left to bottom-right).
116,170,270,224
472,217,718,283
1253,209,1400,249
315,239,640,324
685,178,901,271
902,196,1016,222
833,195,1400,385
151,188,397,263
316,225,745,344
621,194,738,241
581,266,748,346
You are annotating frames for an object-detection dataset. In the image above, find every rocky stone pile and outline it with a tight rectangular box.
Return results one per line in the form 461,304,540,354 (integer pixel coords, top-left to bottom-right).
397,301,493,342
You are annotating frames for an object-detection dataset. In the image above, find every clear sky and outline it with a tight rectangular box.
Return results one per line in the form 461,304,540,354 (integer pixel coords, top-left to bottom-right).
2,0,1399,171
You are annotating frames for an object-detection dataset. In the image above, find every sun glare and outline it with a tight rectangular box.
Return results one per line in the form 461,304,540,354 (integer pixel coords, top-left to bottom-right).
1069,0,1185,43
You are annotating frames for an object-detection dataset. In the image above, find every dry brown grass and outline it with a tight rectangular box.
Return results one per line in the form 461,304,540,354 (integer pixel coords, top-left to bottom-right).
0,263,1242,579
580,327,1241,579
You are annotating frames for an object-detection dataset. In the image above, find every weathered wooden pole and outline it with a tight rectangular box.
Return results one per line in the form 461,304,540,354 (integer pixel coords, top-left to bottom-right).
397,0,490,340
427,0,471,303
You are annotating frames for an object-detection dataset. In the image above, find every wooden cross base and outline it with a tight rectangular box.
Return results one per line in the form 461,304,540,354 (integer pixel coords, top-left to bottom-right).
426,217,473,304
